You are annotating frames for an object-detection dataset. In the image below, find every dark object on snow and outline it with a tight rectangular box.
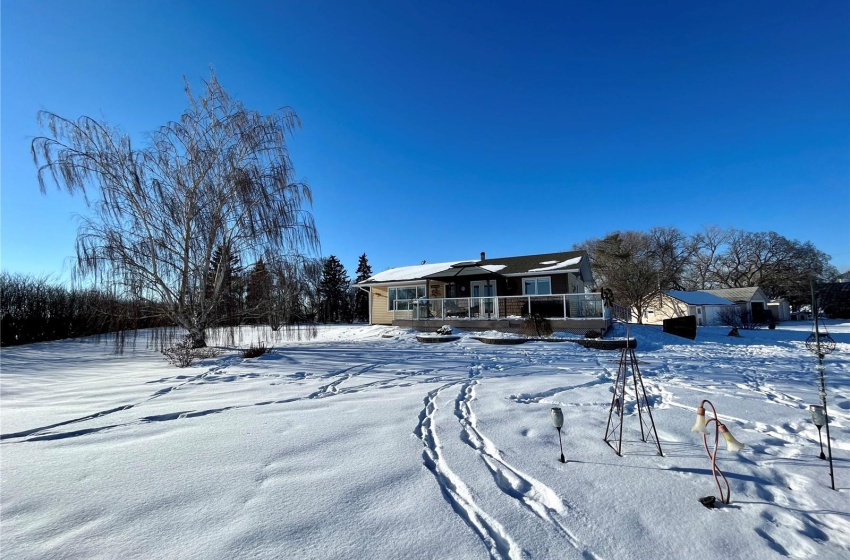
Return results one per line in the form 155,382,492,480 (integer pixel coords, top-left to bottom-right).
584,329,601,339
575,338,637,350
699,496,716,508
662,315,697,340
728,327,740,337
471,337,527,345
416,335,460,343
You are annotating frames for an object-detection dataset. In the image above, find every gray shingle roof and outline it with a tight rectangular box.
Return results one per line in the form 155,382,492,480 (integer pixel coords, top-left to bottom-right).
667,291,734,305
476,251,587,276
700,287,765,303
360,251,591,284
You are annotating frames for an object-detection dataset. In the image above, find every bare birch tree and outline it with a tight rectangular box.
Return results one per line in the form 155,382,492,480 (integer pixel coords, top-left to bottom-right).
32,71,319,347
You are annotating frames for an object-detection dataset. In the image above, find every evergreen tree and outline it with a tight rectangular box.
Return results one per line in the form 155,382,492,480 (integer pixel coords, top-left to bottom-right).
299,258,324,323
318,256,352,323
353,253,373,322
206,244,243,326
245,259,272,324
271,258,314,328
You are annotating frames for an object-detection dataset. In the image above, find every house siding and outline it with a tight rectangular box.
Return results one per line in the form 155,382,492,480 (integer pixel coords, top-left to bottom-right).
636,295,688,325
428,281,445,298
370,286,392,325
551,274,568,294
768,300,791,322
566,272,587,293
508,273,575,295
634,295,729,326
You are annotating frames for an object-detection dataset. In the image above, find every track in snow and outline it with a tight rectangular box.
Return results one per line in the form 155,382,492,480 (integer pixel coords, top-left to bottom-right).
414,383,524,560
455,379,602,560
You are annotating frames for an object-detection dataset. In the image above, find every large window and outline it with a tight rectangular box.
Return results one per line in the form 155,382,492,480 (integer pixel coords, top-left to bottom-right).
522,277,551,295
388,285,427,310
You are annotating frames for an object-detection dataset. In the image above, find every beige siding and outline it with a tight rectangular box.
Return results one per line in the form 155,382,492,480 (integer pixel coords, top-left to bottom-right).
633,295,688,324
370,286,393,325
370,282,439,324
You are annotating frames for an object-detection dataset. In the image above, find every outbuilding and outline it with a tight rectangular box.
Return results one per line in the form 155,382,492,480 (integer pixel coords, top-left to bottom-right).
635,290,735,326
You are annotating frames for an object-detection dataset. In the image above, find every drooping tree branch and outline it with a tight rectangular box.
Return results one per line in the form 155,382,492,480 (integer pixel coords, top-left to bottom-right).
32,71,320,347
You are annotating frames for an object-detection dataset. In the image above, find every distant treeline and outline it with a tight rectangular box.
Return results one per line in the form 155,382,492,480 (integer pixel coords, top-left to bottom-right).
0,273,171,347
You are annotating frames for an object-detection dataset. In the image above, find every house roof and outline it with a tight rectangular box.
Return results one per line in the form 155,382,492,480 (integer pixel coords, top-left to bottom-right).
666,290,734,306
421,264,507,279
444,251,587,277
359,251,590,285
362,261,468,283
700,287,767,303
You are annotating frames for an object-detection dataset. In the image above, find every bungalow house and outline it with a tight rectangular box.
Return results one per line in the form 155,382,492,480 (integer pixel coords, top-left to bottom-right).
699,287,770,323
635,291,735,326
356,250,612,335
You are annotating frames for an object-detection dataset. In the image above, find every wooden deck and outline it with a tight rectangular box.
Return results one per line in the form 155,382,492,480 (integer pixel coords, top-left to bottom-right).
393,317,611,336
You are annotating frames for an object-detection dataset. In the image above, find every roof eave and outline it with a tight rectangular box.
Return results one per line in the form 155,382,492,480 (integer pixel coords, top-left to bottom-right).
502,268,580,277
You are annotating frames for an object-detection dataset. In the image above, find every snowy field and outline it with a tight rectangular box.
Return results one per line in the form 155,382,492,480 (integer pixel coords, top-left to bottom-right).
2,321,849,559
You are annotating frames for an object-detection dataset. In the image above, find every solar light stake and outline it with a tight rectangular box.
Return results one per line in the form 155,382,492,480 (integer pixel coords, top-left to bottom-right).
551,407,566,463
691,399,744,505
809,405,827,460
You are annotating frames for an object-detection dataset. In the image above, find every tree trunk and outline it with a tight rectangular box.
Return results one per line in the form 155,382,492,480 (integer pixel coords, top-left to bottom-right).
188,327,206,348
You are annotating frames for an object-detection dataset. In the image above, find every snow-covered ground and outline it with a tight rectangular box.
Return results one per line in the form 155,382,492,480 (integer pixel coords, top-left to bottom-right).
2,321,849,559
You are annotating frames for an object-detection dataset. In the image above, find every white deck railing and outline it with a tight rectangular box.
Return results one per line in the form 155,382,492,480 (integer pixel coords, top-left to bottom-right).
392,293,608,321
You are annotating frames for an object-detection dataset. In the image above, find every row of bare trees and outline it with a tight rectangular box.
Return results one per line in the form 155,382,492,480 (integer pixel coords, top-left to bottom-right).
576,226,839,322
0,273,171,347
1,250,372,347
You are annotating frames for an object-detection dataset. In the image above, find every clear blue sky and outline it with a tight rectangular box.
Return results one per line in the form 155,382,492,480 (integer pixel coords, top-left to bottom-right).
2,0,849,281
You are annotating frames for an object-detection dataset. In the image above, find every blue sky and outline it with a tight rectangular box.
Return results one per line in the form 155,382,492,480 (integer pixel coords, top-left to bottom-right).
2,1,849,280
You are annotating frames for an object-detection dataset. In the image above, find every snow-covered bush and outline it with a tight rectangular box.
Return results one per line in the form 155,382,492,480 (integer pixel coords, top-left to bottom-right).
242,342,271,358
162,338,219,367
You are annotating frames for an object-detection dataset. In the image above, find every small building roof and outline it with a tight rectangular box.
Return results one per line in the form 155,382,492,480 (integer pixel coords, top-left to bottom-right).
700,287,766,303
667,290,734,306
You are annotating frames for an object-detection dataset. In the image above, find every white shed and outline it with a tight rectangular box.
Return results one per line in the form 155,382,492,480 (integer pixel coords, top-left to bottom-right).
700,287,770,323
635,291,735,326
768,299,791,322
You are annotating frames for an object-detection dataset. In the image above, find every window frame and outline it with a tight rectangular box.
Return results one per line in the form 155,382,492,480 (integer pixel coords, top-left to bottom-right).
388,285,427,311
522,276,552,296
